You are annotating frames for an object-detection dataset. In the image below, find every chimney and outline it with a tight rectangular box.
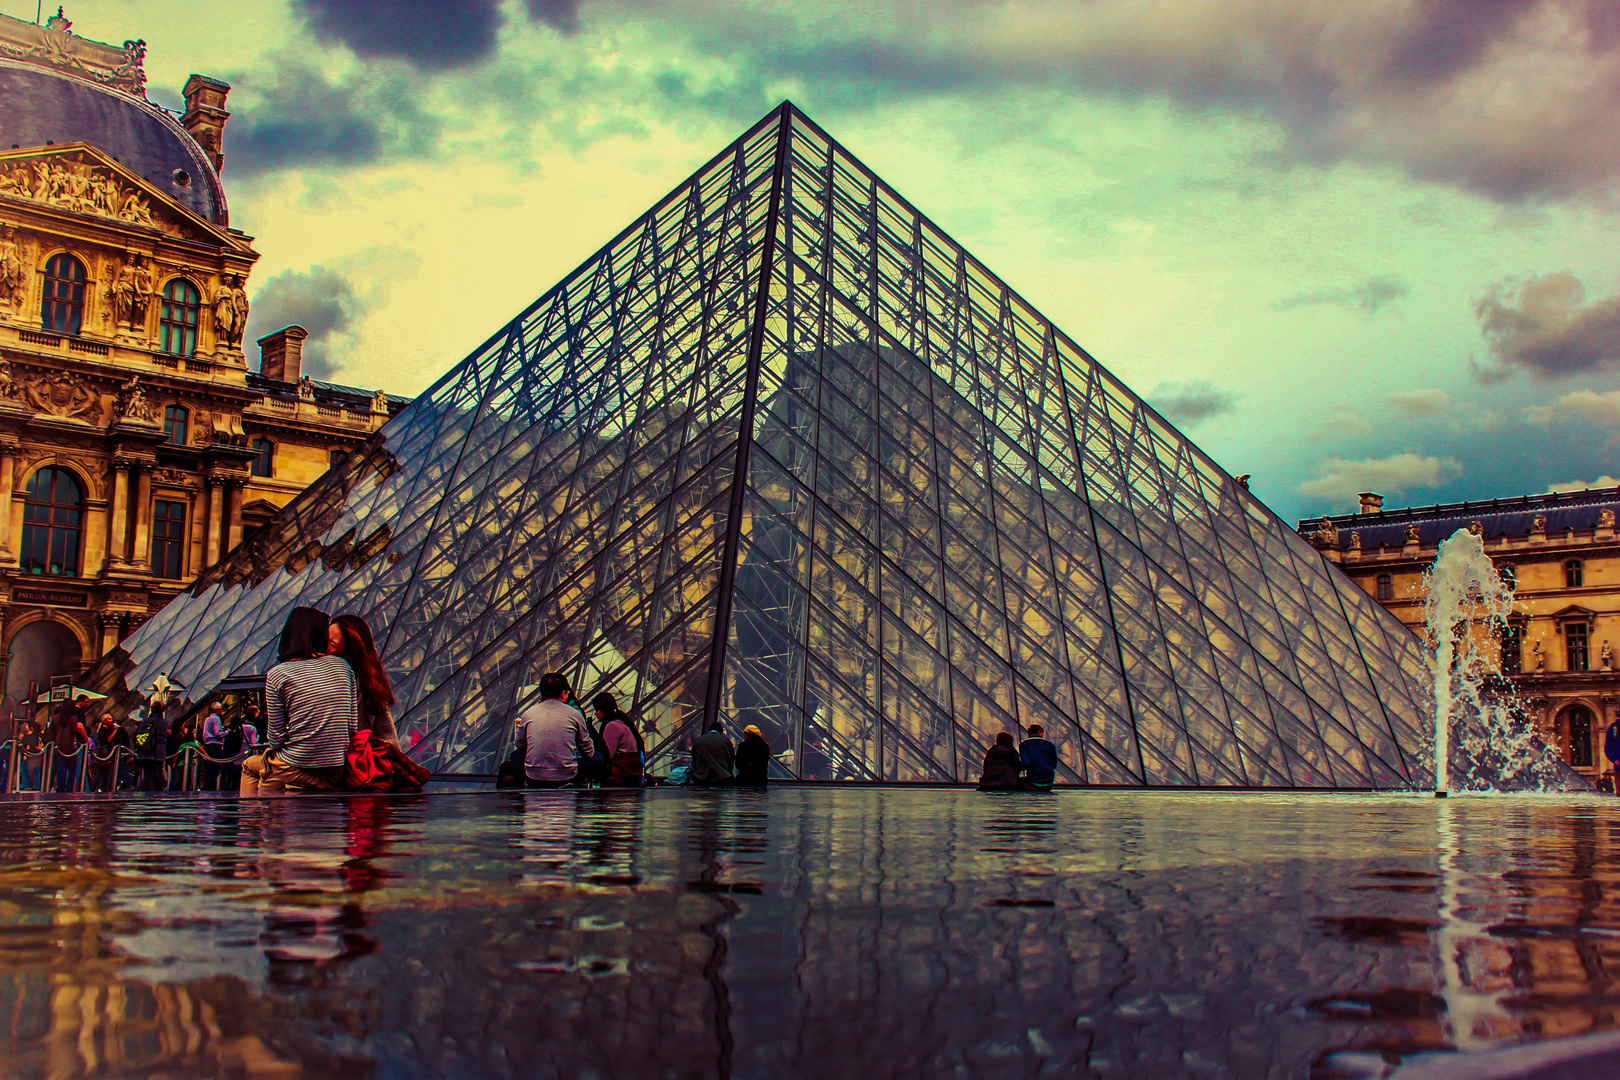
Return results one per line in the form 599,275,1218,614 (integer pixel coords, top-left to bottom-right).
181,74,231,172
1357,491,1384,515
258,326,308,383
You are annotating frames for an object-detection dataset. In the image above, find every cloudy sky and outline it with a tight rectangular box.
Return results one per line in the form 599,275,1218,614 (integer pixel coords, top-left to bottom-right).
24,0,1620,522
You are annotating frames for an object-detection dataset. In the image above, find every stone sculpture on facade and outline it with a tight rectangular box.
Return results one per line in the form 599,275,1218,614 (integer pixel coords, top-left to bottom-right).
1604,640,1613,672
1602,510,1616,530
113,374,153,422
1405,523,1420,544
297,374,315,401
0,155,156,226
21,368,99,420
0,359,20,403
1533,514,1548,533
212,274,249,348
1313,516,1338,548
0,225,23,310
108,253,155,329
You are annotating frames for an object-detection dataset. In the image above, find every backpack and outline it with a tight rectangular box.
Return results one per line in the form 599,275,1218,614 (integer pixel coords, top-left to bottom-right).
132,718,156,758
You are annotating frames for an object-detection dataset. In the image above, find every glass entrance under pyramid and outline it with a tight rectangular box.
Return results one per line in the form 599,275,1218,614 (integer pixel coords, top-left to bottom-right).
91,104,1436,786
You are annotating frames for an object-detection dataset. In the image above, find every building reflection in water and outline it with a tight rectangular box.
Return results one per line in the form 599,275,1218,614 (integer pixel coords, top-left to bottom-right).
3,792,1620,1079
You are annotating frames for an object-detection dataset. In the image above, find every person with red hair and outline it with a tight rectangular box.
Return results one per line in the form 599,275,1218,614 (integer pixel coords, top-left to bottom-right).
330,614,400,750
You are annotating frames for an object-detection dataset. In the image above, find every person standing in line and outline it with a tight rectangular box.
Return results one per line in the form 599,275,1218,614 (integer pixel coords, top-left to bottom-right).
46,701,88,793
332,615,401,750
240,607,358,796
221,710,255,792
92,712,128,792
132,702,167,792
1606,712,1620,794
735,725,771,787
1019,724,1059,791
690,721,736,786
244,701,265,742
593,692,644,788
200,701,228,790
515,672,594,789
977,731,1022,791
15,715,43,791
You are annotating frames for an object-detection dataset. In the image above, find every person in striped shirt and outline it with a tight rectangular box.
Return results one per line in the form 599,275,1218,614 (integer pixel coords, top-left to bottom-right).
240,607,358,796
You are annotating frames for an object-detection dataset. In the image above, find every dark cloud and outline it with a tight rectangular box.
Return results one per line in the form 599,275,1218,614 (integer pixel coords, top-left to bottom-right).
665,0,1620,203
1273,275,1410,315
294,0,579,71
244,266,363,380
1384,0,1541,87
527,0,581,35
1473,272,1620,381
1147,380,1238,426
226,61,440,177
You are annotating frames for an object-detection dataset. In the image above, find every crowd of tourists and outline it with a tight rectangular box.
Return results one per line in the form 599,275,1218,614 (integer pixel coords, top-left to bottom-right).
3,601,1071,796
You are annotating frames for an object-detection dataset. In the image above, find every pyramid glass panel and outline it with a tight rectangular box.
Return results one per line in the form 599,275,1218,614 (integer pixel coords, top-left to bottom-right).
87,103,1443,786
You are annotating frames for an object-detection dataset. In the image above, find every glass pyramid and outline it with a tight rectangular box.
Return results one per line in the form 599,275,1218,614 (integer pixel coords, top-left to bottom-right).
90,104,1435,786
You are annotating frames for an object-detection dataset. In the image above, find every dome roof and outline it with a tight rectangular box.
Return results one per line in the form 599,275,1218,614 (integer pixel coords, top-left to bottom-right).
0,60,227,226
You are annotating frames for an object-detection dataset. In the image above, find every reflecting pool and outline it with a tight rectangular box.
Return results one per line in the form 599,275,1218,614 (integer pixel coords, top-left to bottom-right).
2,788,1618,1079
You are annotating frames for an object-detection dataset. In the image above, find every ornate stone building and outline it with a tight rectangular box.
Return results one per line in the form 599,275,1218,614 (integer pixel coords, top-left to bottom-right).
0,10,405,705
1300,487,1620,783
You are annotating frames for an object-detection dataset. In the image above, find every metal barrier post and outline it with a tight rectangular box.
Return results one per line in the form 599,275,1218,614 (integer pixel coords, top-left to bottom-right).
2,740,12,794
74,747,88,793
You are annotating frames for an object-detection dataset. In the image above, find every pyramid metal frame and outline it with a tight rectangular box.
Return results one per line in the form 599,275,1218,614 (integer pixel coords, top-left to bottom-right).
91,103,1435,786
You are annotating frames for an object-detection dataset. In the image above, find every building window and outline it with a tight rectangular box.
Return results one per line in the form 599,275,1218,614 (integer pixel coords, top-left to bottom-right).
1567,622,1590,672
1564,704,1595,767
158,278,201,356
1566,559,1584,588
330,449,349,468
19,467,83,577
151,499,188,579
40,253,86,335
1500,624,1523,676
164,405,188,446
251,437,274,477
1375,574,1393,602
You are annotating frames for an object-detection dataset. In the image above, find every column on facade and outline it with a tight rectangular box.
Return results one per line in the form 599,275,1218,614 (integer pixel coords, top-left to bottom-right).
106,459,131,566
131,464,154,571
97,613,119,660
0,439,16,563
226,480,245,554
204,476,223,567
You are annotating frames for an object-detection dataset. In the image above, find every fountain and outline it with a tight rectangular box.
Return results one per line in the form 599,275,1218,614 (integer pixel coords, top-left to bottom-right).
1423,527,1573,793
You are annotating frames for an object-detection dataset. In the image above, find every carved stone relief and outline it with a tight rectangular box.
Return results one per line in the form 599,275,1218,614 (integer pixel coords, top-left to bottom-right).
21,369,99,421
113,374,154,422
0,154,163,229
107,253,156,329
0,224,24,311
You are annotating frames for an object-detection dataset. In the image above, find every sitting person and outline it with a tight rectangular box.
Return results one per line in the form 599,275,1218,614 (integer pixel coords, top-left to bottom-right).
1019,724,1059,791
594,693,644,788
240,607,358,796
977,731,1022,791
735,725,770,786
689,721,735,786
515,672,594,788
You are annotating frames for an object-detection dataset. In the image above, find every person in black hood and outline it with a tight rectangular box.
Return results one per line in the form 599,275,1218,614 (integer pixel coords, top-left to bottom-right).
977,731,1021,791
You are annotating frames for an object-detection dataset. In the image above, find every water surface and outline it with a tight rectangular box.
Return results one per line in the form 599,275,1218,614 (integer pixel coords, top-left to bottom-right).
2,788,1617,1079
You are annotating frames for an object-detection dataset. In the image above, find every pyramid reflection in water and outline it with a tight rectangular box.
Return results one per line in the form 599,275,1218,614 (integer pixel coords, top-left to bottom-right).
92,104,1432,785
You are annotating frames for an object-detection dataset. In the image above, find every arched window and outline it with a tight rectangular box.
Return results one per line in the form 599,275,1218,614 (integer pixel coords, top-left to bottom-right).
1375,574,1393,602
158,278,201,356
251,437,274,477
1565,559,1584,588
40,253,86,335
164,404,188,446
1562,704,1594,767
19,467,83,577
